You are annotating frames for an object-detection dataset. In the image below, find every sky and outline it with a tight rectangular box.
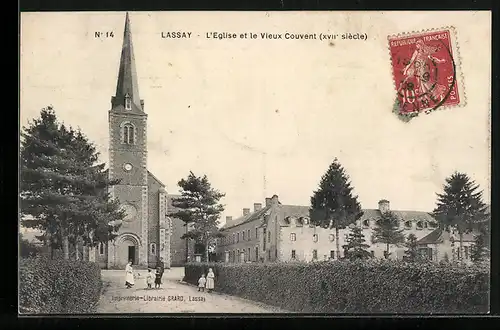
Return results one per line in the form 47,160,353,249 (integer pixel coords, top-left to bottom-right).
20,11,491,225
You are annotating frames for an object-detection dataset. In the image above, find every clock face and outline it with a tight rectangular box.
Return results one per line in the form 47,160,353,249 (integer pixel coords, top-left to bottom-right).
123,163,133,171
120,204,137,222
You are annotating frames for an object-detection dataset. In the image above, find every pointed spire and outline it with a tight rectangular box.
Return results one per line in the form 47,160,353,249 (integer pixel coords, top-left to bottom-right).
112,12,144,112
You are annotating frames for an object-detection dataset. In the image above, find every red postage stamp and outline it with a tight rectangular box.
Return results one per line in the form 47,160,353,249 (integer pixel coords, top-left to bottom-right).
388,27,465,117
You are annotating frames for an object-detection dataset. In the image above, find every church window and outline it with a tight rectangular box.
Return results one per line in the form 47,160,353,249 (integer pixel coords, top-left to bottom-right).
150,243,156,255
122,123,135,144
99,242,104,255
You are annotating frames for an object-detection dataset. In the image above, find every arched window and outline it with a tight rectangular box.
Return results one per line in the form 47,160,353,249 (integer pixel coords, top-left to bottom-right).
150,243,156,255
122,123,135,144
313,234,318,242
99,242,104,255
329,234,335,242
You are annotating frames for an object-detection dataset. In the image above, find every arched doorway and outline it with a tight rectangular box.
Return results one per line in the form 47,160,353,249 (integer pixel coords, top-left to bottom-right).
116,233,140,267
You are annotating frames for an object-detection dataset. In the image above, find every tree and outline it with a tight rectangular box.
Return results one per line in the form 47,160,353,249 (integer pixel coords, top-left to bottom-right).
20,106,124,260
310,158,364,260
372,210,406,259
342,226,372,260
403,233,420,262
431,172,488,264
170,172,225,262
471,225,489,263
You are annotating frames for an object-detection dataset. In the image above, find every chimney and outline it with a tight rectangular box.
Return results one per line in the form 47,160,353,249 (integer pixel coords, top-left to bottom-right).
378,199,390,213
265,198,272,207
243,208,250,216
254,203,262,212
226,216,232,223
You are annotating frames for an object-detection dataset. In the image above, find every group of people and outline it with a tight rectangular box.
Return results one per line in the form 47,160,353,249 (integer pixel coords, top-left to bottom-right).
124,257,165,289
197,268,215,293
124,258,216,293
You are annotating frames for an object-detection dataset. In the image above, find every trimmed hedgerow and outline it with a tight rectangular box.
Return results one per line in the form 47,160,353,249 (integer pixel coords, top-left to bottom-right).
184,260,489,313
19,256,102,314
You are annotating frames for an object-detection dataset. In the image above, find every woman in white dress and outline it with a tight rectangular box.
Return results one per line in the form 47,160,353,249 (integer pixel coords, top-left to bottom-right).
206,268,215,293
125,260,135,289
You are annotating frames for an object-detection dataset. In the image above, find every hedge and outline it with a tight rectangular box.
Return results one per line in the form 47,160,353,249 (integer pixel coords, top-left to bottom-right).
19,256,102,314
184,260,489,313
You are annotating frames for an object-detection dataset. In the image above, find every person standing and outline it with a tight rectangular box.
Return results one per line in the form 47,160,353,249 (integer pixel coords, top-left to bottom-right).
125,260,135,289
206,268,215,293
146,269,154,289
156,257,165,284
154,267,162,289
198,274,206,292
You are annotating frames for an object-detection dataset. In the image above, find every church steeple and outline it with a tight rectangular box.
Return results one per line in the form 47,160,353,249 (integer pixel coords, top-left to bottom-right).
112,12,144,112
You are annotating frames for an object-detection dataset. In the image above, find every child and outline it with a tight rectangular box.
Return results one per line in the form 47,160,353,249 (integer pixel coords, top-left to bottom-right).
146,269,154,289
198,274,206,292
154,267,162,289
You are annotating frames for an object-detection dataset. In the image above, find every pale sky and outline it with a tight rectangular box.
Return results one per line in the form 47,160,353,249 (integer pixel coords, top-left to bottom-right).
20,11,491,225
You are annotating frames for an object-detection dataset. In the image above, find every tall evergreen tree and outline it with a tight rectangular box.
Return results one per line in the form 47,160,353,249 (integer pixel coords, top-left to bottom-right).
342,226,372,260
431,172,488,264
310,158,364,259
170,172,225,262
20,106,125,259
372,210,406,259
403,233,420,262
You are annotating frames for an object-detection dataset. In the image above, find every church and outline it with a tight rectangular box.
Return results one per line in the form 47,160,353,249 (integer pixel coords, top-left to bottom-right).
87,13,192,269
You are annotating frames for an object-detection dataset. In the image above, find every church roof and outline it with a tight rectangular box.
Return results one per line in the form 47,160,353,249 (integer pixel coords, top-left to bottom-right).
112,12,144,113
147,171,165,188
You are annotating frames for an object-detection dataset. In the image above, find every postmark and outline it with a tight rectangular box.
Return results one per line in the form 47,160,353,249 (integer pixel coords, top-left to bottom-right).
388,27,465,119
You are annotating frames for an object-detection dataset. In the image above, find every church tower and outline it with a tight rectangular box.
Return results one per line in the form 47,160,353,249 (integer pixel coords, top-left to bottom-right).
107,12,149,268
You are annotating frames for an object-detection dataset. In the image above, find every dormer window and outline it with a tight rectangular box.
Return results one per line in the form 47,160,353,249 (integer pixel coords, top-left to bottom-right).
416,221,423,230
404,221,412,229
125,94,132,110
423,221,428,229
303,218,309,225
362,219,369,228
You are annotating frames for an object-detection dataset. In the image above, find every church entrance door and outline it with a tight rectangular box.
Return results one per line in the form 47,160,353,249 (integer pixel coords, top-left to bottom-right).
128,246,136,265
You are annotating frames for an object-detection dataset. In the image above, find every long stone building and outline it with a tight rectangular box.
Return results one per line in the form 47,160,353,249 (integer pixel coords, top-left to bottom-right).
215,195,468,263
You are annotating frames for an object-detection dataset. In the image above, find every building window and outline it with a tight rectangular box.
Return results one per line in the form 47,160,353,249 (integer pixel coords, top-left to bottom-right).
255,227,258,239
362,219,369,228
290,233,296,241
150,243,156,255
404,221,412,229
125,95,132,110
255,246,259,262
242,231,245,241
419,247,433,260
122,123,135,144
268,230,271,242
237,232,239,243
247,229,251,240
330,250,335,259
313,234,318,242
233,233,235,244
370,250,375,257
291,250,296,259
464,246,469,260
329,234,335,242
248,248,250,261
303,218,309,225
268,249,271,260
99,242,104,255
263,228,267,250
416,221,423,229
312,249,318,260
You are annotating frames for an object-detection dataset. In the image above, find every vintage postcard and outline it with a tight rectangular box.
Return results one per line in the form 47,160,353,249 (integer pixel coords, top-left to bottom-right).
19,11,491,315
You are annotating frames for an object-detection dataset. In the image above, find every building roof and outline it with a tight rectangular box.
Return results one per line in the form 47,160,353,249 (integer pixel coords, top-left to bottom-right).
220,205,272,230
417,228,475,245
148,170,165,188
113,12,143,113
